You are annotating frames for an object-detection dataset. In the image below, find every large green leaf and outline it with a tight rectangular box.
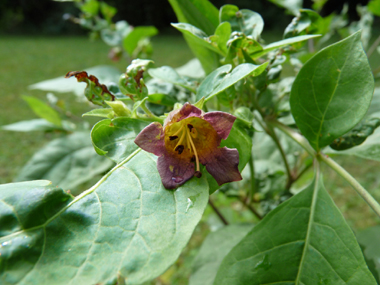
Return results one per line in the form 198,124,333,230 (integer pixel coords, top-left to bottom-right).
168,0,220,74
214,173,376,284
91,117,150,163
190,224,254,285
290,31,374,151
15,132,113,191
196,62,268,102
0,150,209,285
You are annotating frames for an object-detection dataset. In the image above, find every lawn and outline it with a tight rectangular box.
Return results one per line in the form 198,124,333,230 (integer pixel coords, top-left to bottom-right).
0,35,194,183
1,34,380,284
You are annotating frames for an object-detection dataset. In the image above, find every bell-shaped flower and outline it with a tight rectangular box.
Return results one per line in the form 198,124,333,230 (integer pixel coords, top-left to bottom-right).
134,103,242,189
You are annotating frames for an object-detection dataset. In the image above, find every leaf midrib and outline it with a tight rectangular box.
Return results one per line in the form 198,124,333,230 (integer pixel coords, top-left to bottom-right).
0,148,142,244
315,35,355,150
294,163,320,284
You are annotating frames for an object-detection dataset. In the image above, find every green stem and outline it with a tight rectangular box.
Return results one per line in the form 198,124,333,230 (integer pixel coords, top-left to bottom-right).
367,34,380,58
208,198,229,225
267,123,293,188
255,115,293,188
248,153,256,201
318,153,380,218
270,120,315,156
294,162,313,182
139,101,164,123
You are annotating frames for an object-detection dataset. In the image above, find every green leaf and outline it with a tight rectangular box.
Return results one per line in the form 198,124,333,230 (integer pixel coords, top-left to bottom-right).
190,224,254,285
329,117,380,150
122,26,158,55
0,150,209,285
23,96,62,126
100,2,117,22
214,173,376,284
356,226,380,283
15,132,113,192
168,0,219,35
290,31,374,151
80,0,99,16
175,58,205,79
368,0,380,17
219,5,264,40
148,94,177,106
1,119,63,132
252,34,320,58
82,108,115,119
148,65,195,92
168,0,220,74
207,123,252,194
325,127,380,162
91,117,150,163
172,23,225,56
212,22,231,54
29,65,121,97
267,0,302,15
197,62,268,102
284,9,322,39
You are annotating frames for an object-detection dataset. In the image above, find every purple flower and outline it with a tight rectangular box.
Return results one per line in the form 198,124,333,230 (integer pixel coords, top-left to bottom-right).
134,103,242,189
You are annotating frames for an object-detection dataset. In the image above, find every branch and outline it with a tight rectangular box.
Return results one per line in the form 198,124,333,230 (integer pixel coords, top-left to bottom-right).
318,153,380,218
208,198,229,225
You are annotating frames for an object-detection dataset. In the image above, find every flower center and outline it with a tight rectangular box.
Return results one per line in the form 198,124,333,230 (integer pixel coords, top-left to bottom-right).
170,122,202,177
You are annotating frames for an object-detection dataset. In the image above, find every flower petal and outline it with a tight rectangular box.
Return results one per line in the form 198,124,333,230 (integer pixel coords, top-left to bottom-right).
134,122,165,156
203,111,236,140
157,150,195,189
164,103,203,127
200,147,242,186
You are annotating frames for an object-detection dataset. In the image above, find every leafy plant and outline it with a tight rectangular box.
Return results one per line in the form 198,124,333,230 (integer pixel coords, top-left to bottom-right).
2,0,380,284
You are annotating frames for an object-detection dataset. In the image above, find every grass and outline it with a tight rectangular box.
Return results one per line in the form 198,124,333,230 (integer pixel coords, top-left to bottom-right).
1,33,380,284
0,35,193,183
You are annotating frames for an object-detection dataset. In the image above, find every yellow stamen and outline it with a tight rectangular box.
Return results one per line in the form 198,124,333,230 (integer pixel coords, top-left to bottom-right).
186,127,200,172
172,124,185,136
186,131,191,150
190,127,198,138
175,129,186,149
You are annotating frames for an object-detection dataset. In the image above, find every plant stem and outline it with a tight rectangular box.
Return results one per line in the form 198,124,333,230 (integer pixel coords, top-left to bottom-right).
270,120,315,156
240,197,263,220
367,34,380,58
318,153,380,218
208,198,229,225
139,101,164,123
294,162,313,182
248,153,256,201
266,123,293,188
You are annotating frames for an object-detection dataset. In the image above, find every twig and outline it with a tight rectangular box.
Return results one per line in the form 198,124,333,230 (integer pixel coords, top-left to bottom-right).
241,198,263,220
318,153,380,218
248,153,256,201
208,198,229,225
267,124,293,189
294,162,313,182
367,34,380,58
